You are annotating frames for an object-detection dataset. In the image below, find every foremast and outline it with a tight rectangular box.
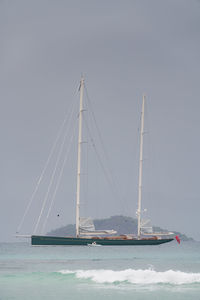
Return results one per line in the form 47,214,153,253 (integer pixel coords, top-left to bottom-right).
137,95,145,238
76,77,84,237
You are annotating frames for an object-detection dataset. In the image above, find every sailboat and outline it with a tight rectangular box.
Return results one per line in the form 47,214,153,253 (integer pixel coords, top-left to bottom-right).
30,78,174,245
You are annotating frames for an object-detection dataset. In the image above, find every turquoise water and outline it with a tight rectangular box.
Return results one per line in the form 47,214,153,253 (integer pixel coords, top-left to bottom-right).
0,241,200,299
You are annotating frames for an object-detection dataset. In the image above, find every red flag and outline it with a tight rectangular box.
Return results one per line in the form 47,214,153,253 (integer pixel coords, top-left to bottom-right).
175,235,180,244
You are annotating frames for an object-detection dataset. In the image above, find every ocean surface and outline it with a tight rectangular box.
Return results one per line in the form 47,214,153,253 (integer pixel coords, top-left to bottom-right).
0,241,200,300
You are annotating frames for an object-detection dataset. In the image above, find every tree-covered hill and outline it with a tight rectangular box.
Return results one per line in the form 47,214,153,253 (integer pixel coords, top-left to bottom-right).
47,215,193,241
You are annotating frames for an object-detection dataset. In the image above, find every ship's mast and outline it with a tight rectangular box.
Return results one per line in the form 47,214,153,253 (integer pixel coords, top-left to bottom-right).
137,94,145,238
76,77,84,237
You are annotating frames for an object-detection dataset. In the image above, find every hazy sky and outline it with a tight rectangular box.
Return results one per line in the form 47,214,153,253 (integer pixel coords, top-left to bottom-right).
1,0,200,242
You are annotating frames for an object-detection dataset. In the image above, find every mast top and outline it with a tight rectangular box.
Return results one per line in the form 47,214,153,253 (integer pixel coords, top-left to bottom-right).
79,77,84,91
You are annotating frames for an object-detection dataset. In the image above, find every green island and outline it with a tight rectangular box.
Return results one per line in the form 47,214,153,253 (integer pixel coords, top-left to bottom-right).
47,215,193,241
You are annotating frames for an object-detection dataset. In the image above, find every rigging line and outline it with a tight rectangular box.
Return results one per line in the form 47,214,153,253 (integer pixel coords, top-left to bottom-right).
33,98,78,235
82,115,119,200
81,99,89,214
16,96,78,234
84,84,121,201
41,121,77,234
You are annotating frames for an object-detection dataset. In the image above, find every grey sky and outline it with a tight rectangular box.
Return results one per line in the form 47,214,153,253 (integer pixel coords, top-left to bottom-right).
1,0,200,242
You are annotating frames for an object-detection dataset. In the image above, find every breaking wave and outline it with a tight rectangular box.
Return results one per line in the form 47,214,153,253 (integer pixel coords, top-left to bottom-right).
57,269,200,285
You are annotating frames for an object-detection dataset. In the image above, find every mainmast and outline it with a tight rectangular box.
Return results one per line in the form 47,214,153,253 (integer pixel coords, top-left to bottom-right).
137,94,145,238
76,77,84,237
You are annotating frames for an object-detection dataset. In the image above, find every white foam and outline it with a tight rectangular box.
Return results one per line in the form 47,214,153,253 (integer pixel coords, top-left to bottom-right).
58,269,200,285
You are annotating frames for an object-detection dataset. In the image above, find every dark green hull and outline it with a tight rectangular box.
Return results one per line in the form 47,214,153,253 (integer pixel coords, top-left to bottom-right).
31,235,173,246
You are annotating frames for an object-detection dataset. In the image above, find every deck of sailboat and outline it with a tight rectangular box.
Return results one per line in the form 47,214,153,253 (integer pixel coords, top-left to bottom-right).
31,235,173,246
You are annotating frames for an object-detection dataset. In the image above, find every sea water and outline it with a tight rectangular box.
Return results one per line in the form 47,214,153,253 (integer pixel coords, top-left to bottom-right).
0,241,200,300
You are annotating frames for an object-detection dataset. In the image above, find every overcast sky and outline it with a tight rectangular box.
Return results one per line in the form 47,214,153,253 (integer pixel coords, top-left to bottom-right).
1,0,200,242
